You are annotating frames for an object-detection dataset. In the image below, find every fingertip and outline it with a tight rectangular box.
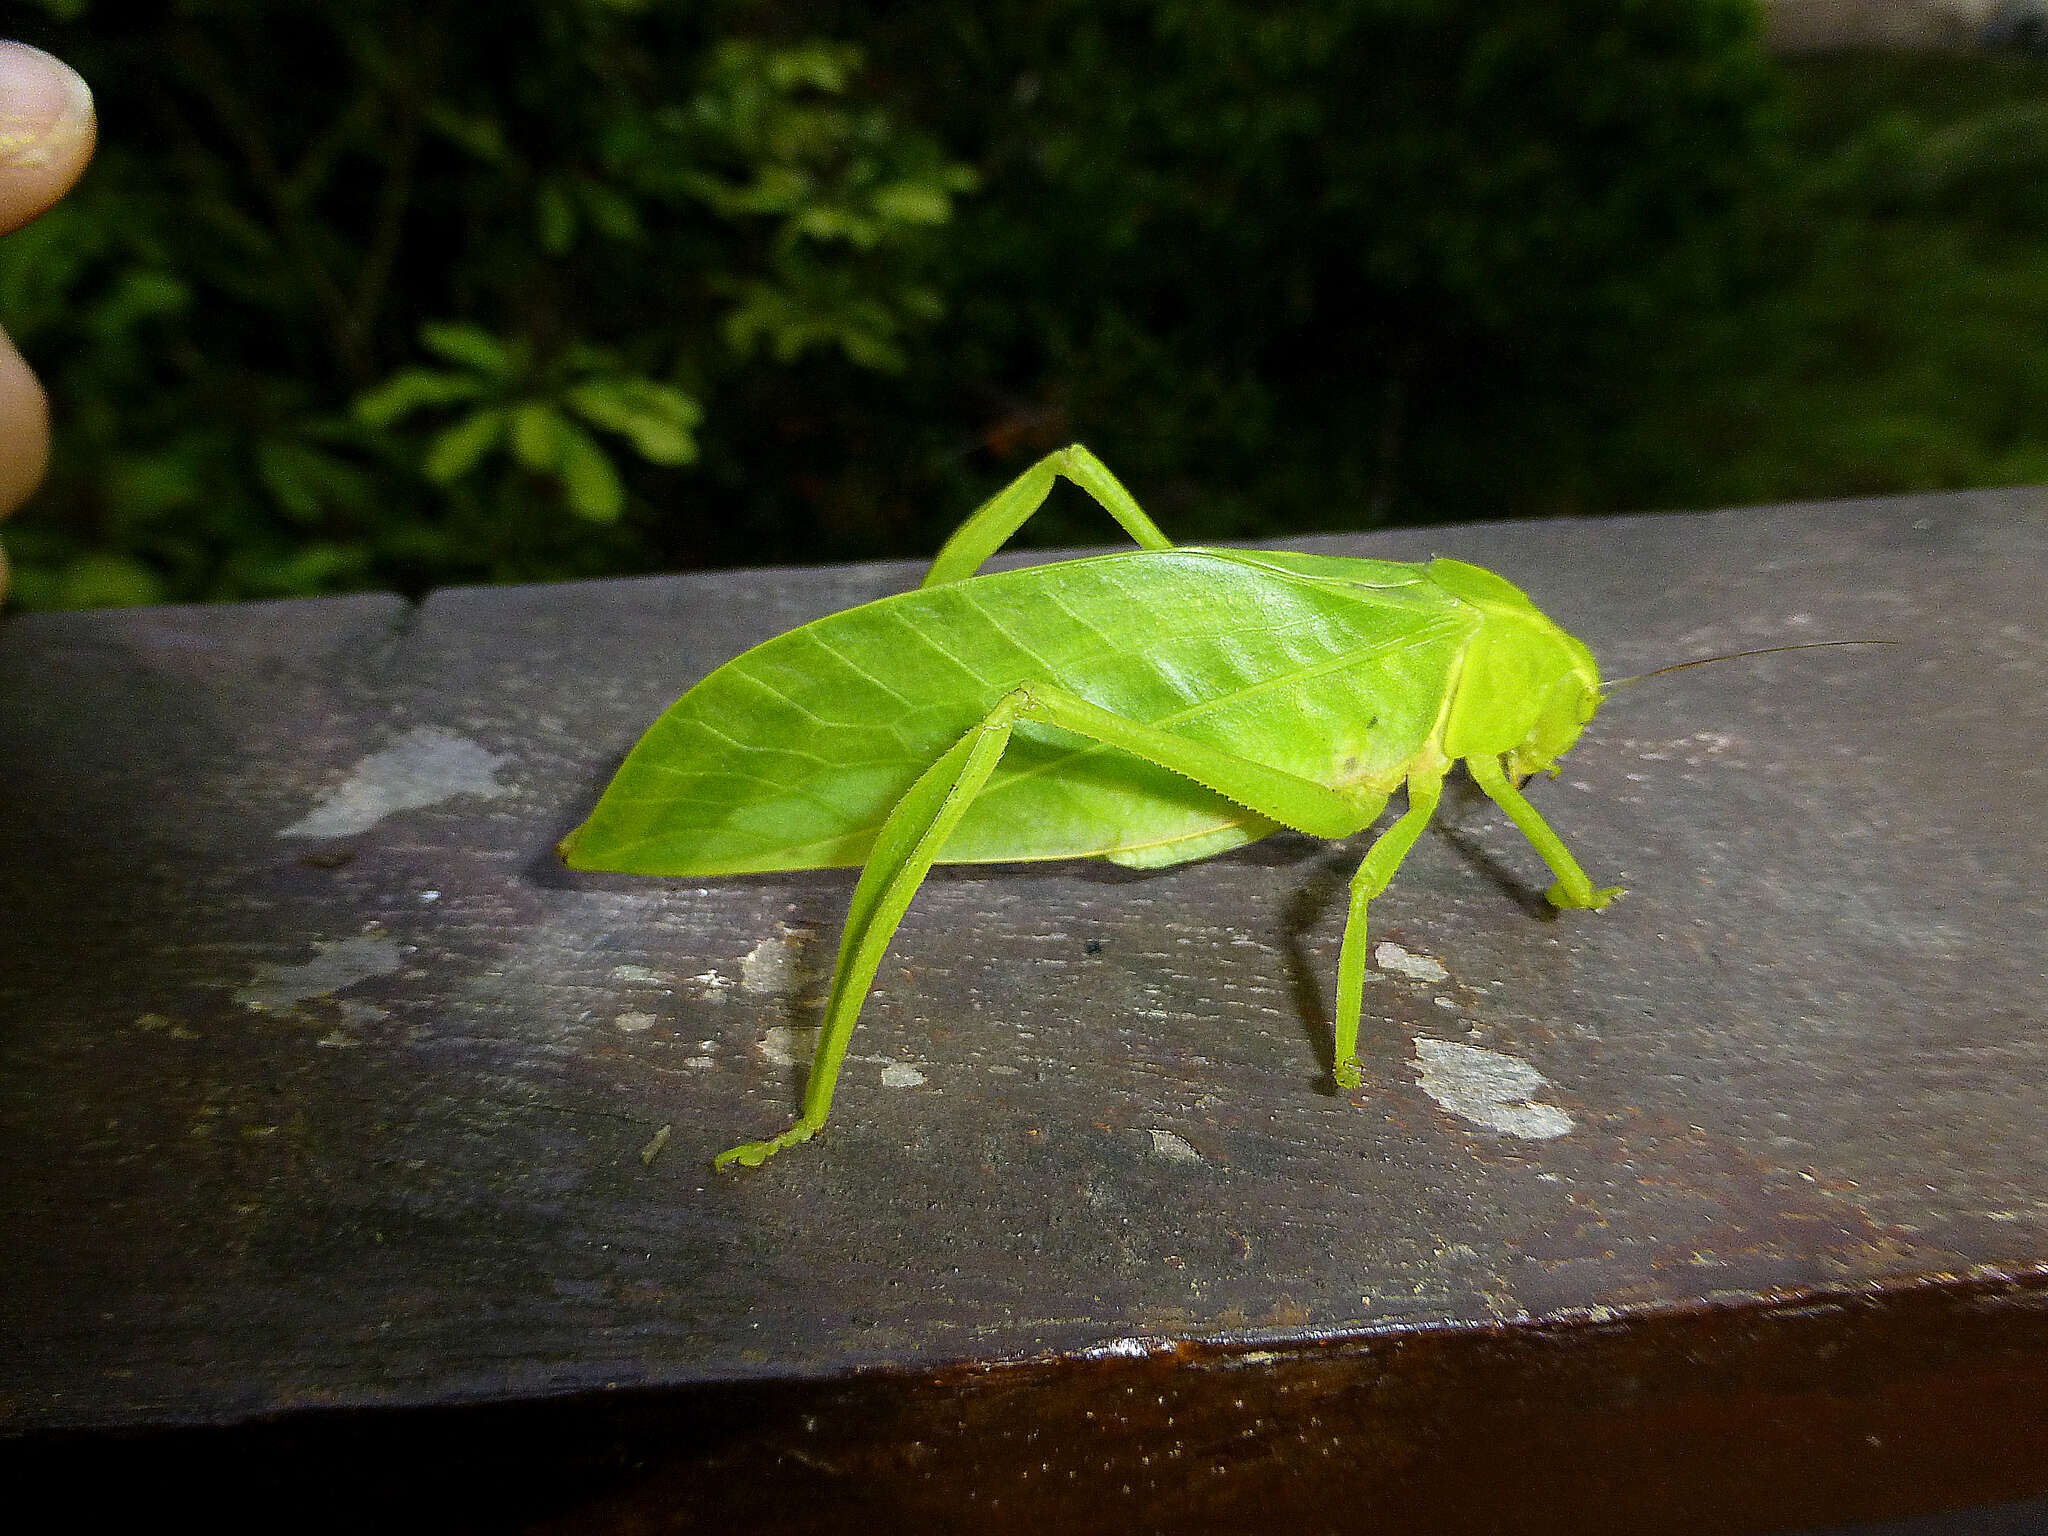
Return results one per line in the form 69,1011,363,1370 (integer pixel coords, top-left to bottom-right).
0,321,50,518
0,40,96,236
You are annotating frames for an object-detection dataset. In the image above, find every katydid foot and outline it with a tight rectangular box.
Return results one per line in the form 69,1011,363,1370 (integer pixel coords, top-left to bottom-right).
1545,880,1624,910
715,1118,820,1170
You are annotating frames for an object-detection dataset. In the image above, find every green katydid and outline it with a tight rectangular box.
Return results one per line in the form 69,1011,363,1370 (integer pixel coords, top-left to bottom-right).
561,444,1626,1170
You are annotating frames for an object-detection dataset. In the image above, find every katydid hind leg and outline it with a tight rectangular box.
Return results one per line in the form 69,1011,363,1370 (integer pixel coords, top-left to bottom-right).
1012,680,1375,842
717,679,1386,1168
920,445,1174,588
1467,755,1623,911
715,698,1023,1170
1332,766,1447,1089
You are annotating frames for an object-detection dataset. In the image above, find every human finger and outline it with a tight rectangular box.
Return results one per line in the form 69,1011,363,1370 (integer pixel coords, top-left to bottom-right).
0,40,95,236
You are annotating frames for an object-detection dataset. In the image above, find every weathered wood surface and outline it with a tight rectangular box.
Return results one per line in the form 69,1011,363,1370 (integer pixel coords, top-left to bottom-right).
1765,0,2045,53
2,487,2044,1531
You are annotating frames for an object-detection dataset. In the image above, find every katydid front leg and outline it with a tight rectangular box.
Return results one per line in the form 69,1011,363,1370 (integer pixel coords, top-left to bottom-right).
1467,754,1623,911
716,680,1381,1169
920,445,1174,588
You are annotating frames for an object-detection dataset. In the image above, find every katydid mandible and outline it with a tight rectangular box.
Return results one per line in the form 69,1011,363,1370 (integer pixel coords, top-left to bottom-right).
560,445,1622,1169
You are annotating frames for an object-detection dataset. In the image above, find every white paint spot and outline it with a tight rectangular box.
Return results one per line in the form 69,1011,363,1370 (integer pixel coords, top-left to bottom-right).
1375,942,1449,983
1146,1129,1203,1165
879,1061,927,1088
691,970,734,992
235,937,402,1011
279,726,512,838
614,1011,658,1033
1411,1037,1574,1140
1086,1337,1155,1360
686,1055,715,1069
609,964,666,985
418,889,441,902
758,1024,817,1067
740,930,810,995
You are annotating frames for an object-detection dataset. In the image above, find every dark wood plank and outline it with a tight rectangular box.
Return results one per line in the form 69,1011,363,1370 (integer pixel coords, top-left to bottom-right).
2,488,2043,1530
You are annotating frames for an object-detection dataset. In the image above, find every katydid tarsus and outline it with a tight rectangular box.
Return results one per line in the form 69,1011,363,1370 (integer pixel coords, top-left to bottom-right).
560,445,1627,1169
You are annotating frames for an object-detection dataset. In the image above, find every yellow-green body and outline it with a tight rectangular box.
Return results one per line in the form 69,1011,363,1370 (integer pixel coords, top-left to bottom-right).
562,447,1618,1168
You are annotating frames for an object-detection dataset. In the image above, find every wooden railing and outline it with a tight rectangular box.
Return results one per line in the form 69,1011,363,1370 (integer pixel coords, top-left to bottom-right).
2,485,2044,1532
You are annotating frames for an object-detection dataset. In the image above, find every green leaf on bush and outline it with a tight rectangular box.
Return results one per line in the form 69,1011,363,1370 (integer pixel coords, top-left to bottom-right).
424,407,508,482
554,421,625,522
421,322,523,380
424,103,510,165
256,440,374,523
752,39,858,96
107,454,203,518
870,181,954,225
792,204,881,247
354,368,486,427
578,179,644,242
88,270,191,338
721,279,906,371
536,179,578,256
511,401,565,471
54,554,166,610
566,378,702,464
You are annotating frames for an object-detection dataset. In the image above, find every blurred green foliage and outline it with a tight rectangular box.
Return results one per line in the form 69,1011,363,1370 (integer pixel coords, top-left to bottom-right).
1605,48,2048,507
0,0,973,605
4,2,2047,609
799,0,1783,548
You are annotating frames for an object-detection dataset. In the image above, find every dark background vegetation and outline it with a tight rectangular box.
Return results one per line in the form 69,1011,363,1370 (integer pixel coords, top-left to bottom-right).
2,0,2044,609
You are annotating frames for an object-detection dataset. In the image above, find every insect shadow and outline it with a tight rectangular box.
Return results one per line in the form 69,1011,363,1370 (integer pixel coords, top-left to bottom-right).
527,746,638,890
1275,841,1357,1092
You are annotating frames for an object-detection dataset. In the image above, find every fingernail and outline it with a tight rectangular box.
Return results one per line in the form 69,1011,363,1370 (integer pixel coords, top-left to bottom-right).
0,41,95,169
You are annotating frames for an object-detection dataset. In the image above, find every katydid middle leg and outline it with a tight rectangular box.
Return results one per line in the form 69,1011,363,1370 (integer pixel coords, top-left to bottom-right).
1331,759,1449,1089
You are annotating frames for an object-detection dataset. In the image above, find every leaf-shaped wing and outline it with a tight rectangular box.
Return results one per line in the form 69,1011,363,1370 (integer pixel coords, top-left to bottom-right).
560,550,1469,876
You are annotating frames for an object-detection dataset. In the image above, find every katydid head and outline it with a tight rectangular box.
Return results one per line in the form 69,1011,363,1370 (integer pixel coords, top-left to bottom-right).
1424,558,1605,775
1427,552,1891,776
1489,628,1605,779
